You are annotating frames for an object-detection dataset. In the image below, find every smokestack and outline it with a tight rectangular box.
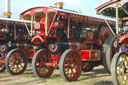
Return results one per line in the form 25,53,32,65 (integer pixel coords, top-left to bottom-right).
54,2,64,9
3,0,11,18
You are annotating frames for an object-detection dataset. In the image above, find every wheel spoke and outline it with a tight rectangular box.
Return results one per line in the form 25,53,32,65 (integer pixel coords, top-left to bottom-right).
10,65,15,72
66,69,70,75
65,68,70,72
19,63,24,68
17,65,21,72
71,68,75,76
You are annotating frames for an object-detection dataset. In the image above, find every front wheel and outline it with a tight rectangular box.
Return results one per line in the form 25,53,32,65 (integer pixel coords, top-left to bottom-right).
32,49,54,78
59,49,82,81
5,49,27,75
111,52,128,85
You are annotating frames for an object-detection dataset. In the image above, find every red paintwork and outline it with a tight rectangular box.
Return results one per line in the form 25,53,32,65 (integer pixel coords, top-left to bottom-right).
50,53,60,60
119,33,128,44
40,18,54,34
80,50,100,61
80,50,90,61
50,53,60,68
32,35,45,43
27,49,35,58
0,60,5,63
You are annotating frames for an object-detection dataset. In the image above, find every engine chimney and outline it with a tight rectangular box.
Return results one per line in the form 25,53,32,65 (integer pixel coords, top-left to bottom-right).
3,0,11,18
54,2,64,9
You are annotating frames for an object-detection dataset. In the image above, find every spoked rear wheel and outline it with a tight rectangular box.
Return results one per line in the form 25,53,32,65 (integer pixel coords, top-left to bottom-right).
5,49,27,75
59,49,82,81
111,52,128,85
32,49,54,78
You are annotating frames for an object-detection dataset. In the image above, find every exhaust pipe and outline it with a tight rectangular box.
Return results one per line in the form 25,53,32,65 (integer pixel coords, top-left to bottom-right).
54,2,64,9
3,0,11,18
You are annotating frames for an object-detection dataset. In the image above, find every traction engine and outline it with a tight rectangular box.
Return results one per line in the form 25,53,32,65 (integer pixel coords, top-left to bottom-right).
19,4,115,81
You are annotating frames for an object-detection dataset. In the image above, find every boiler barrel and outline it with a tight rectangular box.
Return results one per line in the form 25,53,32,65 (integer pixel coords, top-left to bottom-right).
57,40,82,51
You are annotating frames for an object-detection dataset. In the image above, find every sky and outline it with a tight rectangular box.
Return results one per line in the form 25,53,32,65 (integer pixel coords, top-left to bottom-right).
0,0,110,19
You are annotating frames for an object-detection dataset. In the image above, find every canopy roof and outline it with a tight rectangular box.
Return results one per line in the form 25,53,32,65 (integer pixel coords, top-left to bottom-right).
20,6,88,21
20,6,115,26
96,0,128,18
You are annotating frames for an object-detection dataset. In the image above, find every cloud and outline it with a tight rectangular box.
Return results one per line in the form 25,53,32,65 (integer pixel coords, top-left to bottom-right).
55,0,80,5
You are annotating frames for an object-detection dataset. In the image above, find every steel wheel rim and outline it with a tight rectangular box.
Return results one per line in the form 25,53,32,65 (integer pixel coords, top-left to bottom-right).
64,51,81,80
35,50,54,77
117,53,128,85
8,51,27,74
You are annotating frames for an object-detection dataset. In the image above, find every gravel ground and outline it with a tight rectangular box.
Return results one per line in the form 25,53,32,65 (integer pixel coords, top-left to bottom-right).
0,64,113,85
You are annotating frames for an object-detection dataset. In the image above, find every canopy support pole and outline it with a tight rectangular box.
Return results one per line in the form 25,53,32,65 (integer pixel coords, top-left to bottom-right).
33,14,36,35
31,15,34,36
45,13,48,36
67,18,70,38
116,2,119,35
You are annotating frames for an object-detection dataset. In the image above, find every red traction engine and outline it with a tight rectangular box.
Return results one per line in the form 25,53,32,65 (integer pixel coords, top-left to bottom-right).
0,18,35,74
19,6,115,81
